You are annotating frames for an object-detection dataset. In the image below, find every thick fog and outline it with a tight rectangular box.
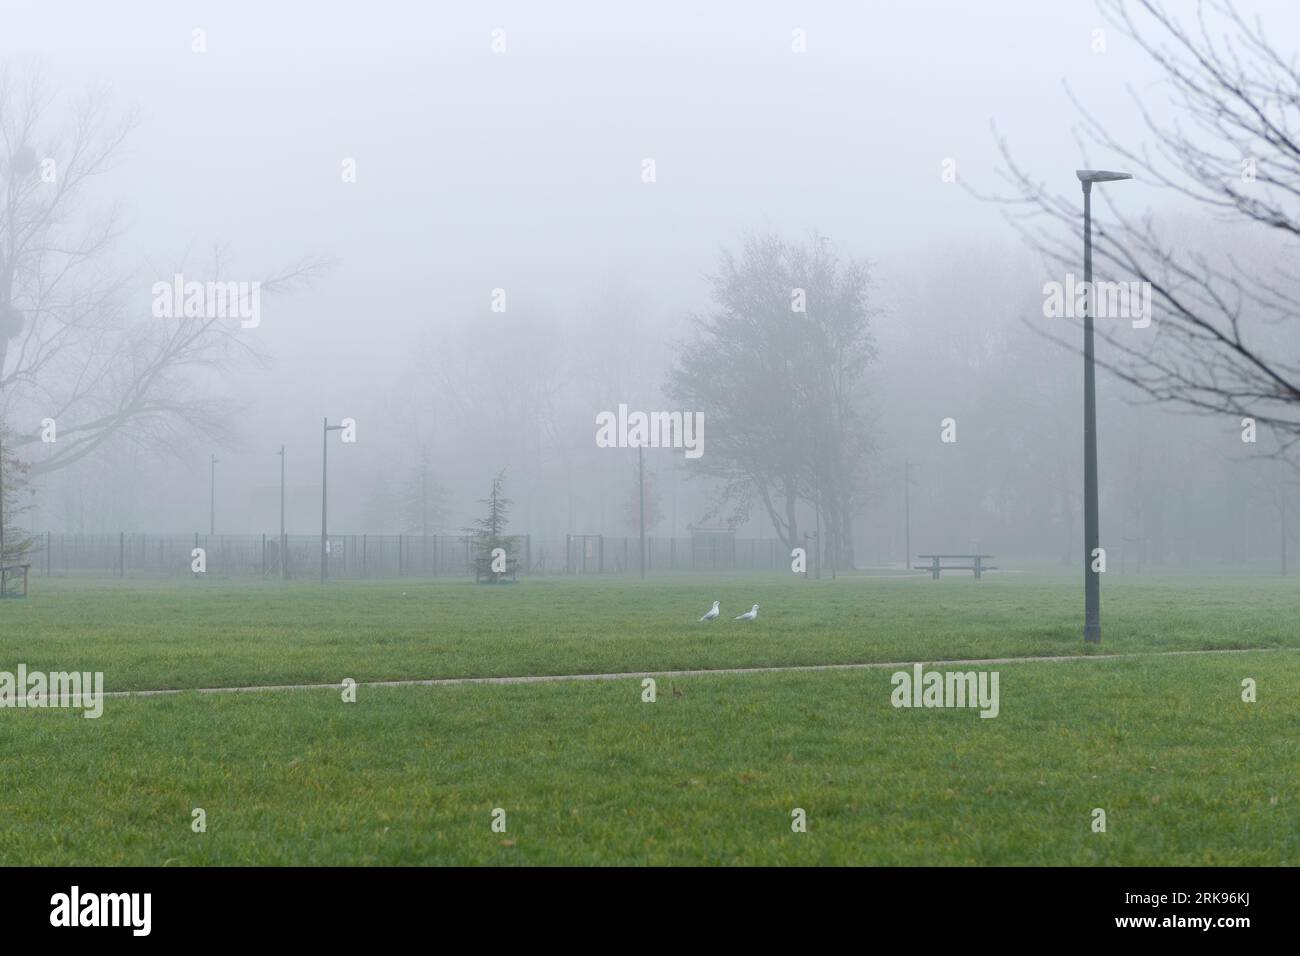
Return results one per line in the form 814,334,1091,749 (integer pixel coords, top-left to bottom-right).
3,0,1298,570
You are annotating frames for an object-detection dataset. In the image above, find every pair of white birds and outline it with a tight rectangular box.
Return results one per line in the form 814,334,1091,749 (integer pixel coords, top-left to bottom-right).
699,600,758,622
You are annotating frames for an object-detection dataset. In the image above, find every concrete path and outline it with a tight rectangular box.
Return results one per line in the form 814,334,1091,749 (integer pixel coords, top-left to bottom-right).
101,646,1286,699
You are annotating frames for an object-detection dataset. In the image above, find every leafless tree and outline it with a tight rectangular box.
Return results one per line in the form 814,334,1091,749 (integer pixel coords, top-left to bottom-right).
986,0,1300,463
0,66,323,475
666,232,876,567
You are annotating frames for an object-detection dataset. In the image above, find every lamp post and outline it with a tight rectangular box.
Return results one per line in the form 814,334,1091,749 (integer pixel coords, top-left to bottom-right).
637,444,646,579
277,444,287,580
209,454,219,535
321,419,347,583
420,455,429,572
1076,168,1132,644
904,459,918,571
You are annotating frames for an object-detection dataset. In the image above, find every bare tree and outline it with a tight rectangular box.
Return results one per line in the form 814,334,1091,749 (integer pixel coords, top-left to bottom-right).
666,232,876,566
0,66,323,474
987,0,1300,461
398,448,449,535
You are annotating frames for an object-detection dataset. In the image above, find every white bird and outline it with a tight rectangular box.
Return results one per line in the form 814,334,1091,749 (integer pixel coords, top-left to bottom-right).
699,600,720,622
735,604,759,621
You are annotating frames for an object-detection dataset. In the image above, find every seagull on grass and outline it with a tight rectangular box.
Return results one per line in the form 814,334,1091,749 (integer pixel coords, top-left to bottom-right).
699,600,720,622
735,604,759,621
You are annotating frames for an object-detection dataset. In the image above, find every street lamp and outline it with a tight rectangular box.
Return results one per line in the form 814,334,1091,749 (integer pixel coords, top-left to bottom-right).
209,454,219,536
320,419,347,583
637,444,646,580
904,459,918,572
276,444,287,580
1076,168,1132,643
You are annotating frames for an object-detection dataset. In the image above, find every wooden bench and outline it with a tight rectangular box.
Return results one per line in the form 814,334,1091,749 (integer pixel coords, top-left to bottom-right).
474,556,518,584
0,563,31,598
915,554,996,580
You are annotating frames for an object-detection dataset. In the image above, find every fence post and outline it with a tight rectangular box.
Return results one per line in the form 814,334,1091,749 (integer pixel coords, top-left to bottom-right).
119,531,124,577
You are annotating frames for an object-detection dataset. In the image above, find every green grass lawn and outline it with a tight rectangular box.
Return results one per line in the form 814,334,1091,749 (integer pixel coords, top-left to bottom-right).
0,573,1295,865
1,572,1296,691
0,651,1293,865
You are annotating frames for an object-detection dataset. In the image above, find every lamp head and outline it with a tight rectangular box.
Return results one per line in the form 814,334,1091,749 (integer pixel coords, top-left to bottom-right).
1076,169,1133,183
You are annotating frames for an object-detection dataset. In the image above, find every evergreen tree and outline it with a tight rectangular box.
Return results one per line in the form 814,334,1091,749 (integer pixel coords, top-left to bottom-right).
466,468,513,559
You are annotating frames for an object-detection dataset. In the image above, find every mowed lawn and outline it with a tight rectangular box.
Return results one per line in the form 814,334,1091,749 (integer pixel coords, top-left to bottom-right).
0,572,1296,691
0,651,1294,865
0,573,1295,865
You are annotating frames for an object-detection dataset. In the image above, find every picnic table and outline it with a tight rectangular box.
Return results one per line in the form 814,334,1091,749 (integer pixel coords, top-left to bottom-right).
915,554,996,580
0,563,31,598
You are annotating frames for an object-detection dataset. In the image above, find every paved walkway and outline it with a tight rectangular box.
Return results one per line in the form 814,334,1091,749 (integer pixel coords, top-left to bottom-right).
101,646,1286,699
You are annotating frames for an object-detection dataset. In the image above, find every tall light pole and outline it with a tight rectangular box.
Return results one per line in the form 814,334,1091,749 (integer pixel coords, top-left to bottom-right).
1278,478,1300,578
637,444,646,579
1076,169,1132,644
813,506,821,579
904,459,917,571
321,418,347,583
1280,491,1286,578
420,454,429,571
209,454,219,536
277,444,287,580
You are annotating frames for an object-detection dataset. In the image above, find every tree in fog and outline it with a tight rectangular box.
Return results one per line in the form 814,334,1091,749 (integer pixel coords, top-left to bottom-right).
667,233,876,568
397,450,448,536
994,0,1300,461
0,67,321,474
466,468,514,559
883,245,1090,564
0,420,34,562
622,466,664,533
360,454,449,535
361,472,398,533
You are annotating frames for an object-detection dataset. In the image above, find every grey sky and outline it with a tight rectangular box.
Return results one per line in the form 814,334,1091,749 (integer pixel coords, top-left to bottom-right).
4,1,1296,554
